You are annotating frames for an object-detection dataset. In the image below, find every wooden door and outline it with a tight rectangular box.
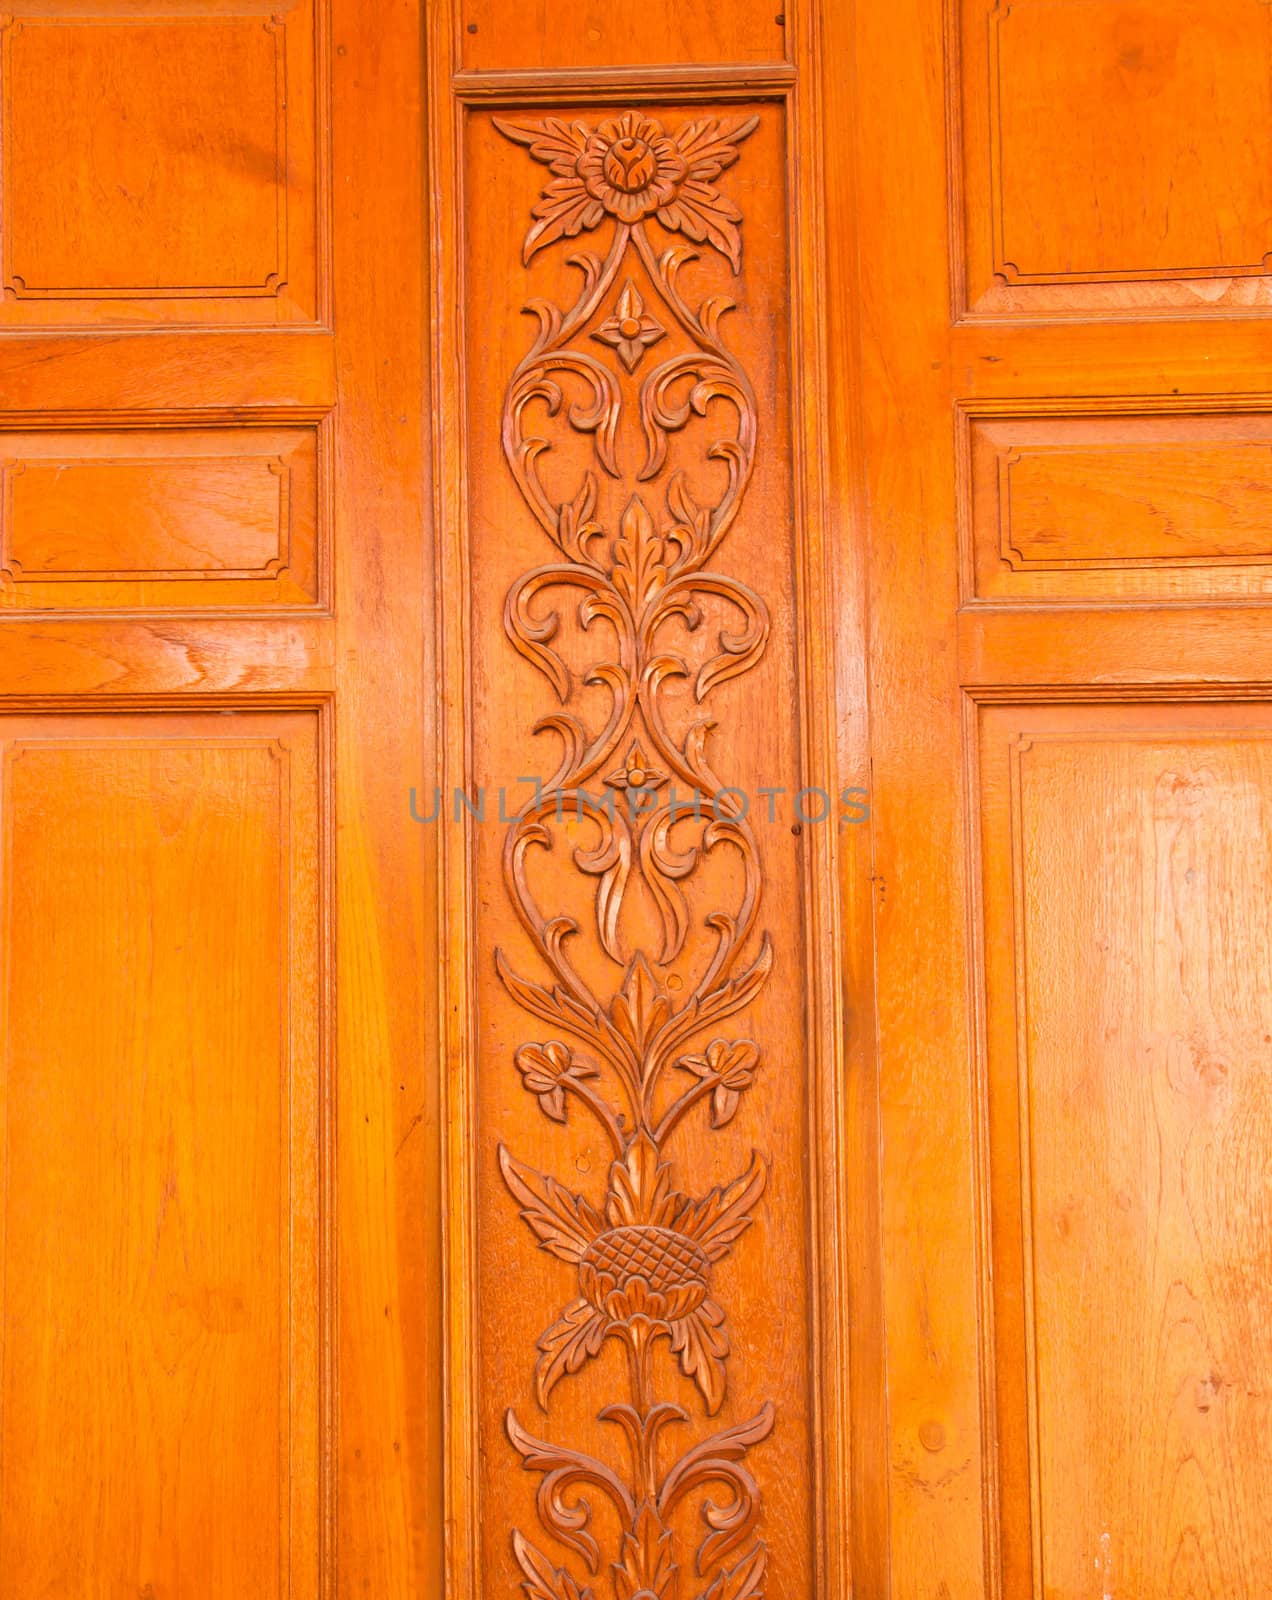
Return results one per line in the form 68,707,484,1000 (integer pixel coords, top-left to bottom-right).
5,3,1271,1598
845,1,1272,1596
0,1,438,1594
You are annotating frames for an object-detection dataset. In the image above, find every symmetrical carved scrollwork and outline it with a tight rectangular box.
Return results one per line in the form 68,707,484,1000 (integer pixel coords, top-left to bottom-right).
495,109,773,1600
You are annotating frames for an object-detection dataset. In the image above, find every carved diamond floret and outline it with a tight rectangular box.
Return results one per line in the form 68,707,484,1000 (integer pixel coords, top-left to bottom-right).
592,279,666,372
604,739,668,793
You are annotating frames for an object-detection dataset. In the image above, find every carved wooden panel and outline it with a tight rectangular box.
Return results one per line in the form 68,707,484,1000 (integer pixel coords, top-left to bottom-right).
458,102,815,1597
964,409,1272,603
457,0,787,75
955,0,1272,315
977,701,1272,1598
0,3,324,325
0,711,324,1595
0,422,323,609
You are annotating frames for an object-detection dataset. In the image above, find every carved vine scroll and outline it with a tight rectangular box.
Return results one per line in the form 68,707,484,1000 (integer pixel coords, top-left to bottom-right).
494,109,774,1600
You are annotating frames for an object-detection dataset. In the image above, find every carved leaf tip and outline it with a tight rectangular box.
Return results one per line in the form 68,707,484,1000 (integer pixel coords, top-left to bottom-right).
697,1543,768,1600
512,1529,597,1600
498,1144,602,1263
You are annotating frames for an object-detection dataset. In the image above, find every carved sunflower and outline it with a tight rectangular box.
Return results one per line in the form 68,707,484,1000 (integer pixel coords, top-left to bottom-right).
495,110,760,271
499,1132,766,1414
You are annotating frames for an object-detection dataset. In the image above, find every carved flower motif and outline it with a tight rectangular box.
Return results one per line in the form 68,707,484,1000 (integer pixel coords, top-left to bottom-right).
678,1038,760,1129
592,279,666,373
579,112,686,221
495,111,760,271
515,1040,598,1124
604,739,668,794
499,1133,766,1413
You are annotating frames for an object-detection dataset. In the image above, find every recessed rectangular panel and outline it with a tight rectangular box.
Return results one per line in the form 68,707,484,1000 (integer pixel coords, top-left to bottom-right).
978,703,1272,1598
957,0,1272,315
0,5,322,324
461,104,813,1597
0,425,322,610
458,0,784,71
966,412,1272,602
0,712,323,1596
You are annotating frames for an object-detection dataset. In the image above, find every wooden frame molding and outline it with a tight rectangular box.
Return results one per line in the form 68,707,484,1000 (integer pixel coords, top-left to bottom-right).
428,4,853,1595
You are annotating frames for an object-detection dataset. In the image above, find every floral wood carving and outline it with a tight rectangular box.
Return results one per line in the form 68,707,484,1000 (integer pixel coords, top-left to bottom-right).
494,108,774,1600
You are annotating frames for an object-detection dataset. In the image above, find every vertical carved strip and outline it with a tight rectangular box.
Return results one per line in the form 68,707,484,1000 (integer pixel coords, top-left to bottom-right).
494,110,773,1599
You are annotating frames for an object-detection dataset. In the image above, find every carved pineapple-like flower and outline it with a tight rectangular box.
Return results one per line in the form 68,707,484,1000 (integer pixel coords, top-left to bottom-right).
581,1221,709,1322
499,1133,766,1414
495,110,759,270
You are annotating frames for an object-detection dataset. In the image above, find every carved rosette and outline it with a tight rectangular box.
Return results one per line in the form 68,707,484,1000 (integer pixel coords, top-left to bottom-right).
494,109,774,1600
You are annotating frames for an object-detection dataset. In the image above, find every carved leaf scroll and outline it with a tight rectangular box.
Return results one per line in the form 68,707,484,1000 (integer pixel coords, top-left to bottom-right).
494,108,774,1597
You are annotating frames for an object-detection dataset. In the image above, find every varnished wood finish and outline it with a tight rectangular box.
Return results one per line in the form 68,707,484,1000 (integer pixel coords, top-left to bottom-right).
476,100,803,1597
0,0,437,1594
5,1,1271,1595
0,421,323,609
956,0,1272,316
431,3,850,1596
2,5,322,325
0,714,320,1593
456,1,788,75
844,0,1272,1594
966,410,1272,604
979,702,1272,1598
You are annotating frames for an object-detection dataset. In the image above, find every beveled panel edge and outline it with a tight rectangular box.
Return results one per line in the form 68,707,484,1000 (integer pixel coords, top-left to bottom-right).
452,60,796,105
954,395,1272,611
0,409,334,618
960,680,1272,705
0,700,335,1599
961,691,1272,1600
986,1,1272,289
0,0,335,328
945,0,1272,323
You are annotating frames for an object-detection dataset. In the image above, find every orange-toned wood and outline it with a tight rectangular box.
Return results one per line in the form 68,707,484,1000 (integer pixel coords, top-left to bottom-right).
10,1,1272,1596
456,0,788,74
0,0,437,1596
0,332,335,414
0,422,323,609
979,701,1272,1598
465,99,813,1599
1,5,322,324
0,713,320,1595
956,0,1272,315
966,412,1272,604
330,2,438,1593
430,3,850,1596
840,0,1272,1594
